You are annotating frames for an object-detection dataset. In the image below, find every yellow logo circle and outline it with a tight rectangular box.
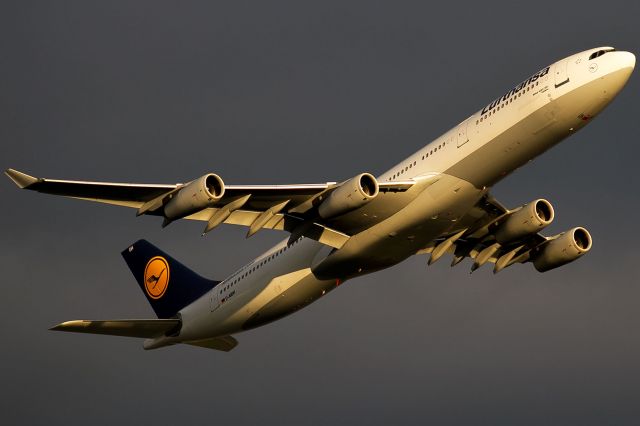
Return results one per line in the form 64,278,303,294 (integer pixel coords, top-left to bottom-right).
144,256,170,299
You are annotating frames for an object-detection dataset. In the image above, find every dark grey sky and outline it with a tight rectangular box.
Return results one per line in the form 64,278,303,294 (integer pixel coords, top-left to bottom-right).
1,1,639,424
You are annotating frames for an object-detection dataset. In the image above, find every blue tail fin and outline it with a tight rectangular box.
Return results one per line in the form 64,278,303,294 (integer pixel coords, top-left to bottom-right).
122,240,219,318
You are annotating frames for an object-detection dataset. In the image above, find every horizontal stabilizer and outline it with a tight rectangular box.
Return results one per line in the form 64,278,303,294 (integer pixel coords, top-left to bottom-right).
50,319,181,338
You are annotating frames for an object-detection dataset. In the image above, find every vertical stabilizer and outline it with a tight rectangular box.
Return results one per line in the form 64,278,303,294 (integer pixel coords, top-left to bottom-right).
122,240,218,318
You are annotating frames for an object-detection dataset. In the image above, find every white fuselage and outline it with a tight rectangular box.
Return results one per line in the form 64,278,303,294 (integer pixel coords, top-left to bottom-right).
151,47,635,347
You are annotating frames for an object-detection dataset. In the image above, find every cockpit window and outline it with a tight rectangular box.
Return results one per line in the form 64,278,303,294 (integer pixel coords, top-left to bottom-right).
589,48,615,60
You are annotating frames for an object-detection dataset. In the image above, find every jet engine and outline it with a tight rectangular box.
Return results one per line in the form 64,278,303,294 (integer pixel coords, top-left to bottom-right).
164,173,225,220
495,199,554,244
533,227,592,272
318,173,379,219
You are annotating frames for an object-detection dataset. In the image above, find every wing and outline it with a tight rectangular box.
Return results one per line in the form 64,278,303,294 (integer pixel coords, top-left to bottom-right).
420,194,589,273
6,169,414,249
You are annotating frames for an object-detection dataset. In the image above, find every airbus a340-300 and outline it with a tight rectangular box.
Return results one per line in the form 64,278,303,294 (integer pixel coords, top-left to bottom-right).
6,47,634,351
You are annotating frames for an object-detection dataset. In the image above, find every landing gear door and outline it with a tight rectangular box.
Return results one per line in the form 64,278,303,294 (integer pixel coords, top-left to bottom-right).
456,119,469,148
554,59,570,88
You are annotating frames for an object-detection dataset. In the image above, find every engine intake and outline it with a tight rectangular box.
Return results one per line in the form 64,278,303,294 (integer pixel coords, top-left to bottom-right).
533,227,592,272
495,199,554,244
164,173,225,220
318,173,379,219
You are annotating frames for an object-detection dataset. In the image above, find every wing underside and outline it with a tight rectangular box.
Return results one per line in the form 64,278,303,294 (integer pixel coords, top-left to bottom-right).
419,195,568,273
5,169,414,249
459,195,543,269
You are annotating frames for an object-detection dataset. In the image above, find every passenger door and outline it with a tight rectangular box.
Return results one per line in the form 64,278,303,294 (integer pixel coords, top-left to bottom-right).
456,119,469,147
554,59,570,88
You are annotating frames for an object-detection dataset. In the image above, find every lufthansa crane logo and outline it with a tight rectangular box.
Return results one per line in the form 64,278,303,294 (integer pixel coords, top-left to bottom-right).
144,256,170,299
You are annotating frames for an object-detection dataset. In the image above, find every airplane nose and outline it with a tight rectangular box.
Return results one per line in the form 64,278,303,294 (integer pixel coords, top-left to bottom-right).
617,51,636,70
601,51,635,97
608,51,636,73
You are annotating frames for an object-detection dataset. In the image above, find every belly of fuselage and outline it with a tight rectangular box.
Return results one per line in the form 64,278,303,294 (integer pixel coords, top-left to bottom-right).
311,173,486,280
241,270,338,330
176,238,337,340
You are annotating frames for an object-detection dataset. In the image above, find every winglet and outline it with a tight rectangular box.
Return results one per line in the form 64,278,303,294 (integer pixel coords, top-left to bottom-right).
5,169,38,189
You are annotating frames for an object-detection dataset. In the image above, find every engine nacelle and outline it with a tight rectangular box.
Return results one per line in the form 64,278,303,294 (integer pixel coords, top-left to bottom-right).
533,227,592,272
495,199,554,244
318,173,379,219
164,173,225,220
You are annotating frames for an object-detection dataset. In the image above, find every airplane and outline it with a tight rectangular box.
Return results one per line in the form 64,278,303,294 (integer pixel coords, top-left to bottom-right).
5,46,635,352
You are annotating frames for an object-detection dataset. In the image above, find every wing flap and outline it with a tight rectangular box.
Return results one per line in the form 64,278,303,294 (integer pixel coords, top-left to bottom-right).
185,209,350,248
50,319,181,338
